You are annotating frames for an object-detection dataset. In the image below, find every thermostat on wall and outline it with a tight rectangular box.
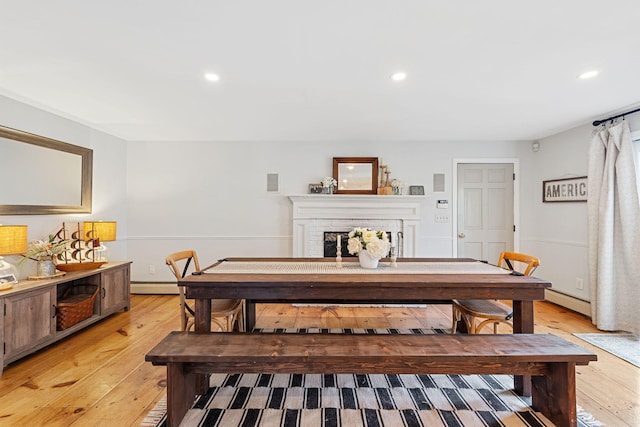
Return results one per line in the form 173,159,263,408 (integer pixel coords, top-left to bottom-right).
437,200,448,209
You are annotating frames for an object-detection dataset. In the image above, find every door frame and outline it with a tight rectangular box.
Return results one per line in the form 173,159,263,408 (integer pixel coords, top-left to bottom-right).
452,158,520,258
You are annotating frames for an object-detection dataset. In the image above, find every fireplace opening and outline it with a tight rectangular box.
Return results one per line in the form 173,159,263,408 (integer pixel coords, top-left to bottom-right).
323,232,354,257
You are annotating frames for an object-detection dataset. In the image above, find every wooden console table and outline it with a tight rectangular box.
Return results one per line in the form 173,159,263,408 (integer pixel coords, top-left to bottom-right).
0,261,131,376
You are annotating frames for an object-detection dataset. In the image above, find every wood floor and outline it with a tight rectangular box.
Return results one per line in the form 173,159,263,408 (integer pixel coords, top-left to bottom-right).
0,295,638,426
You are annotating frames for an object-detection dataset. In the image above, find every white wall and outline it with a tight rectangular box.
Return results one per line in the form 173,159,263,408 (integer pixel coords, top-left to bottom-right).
0,95,128,279
519,125,591,304
127,139,523,282
519,115,640,310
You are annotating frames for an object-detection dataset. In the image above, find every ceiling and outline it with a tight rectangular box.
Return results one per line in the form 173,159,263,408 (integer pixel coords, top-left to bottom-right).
1,1,640,142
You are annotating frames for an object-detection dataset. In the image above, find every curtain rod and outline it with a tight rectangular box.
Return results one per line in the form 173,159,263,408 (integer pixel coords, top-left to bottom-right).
592,107,640,126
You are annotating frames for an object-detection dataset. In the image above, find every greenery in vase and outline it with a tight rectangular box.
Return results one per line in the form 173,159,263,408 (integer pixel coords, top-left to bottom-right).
23,234,70,261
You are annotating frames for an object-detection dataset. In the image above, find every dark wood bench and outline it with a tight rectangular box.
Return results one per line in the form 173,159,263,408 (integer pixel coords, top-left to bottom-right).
146,332,596,427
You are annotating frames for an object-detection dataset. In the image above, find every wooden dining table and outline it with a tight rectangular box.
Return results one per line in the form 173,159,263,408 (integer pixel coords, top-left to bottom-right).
179,256,552,395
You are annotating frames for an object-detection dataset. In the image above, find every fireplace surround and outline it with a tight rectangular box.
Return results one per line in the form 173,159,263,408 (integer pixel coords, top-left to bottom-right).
289,195,423,257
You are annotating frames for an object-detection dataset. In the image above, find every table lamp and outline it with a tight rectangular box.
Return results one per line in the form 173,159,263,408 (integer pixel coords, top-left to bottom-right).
0,225,28,290
83,221,116,261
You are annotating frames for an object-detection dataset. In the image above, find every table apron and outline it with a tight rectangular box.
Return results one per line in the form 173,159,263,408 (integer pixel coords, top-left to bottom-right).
184,285,546,301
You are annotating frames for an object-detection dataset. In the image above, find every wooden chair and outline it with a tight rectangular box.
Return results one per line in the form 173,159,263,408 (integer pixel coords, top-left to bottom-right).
165,250,244,332
452,251,540,334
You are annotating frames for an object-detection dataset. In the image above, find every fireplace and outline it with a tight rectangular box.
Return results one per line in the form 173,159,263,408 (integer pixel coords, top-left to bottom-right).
289,195,422,257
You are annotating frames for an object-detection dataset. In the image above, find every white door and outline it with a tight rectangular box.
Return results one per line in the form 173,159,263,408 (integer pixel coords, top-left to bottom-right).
456,163,514,263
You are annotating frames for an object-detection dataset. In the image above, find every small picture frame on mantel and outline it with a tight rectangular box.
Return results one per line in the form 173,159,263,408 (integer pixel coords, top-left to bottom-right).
309,183,323,194
409,185,425,195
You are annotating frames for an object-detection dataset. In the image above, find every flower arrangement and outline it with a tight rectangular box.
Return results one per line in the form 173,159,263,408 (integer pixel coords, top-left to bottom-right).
391,179,404,189
321,176,337,188
347,227,391,259
23,234,70,261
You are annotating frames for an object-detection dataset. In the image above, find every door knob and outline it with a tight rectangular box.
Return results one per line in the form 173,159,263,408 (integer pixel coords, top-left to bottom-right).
458,233,466,238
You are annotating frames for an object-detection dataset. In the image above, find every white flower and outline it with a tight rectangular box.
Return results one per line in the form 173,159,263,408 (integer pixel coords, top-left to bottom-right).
365,239,390,259
346,227,390,259
321,177,337,188
347,238,363,255
361,229,377,243
391,179,404,188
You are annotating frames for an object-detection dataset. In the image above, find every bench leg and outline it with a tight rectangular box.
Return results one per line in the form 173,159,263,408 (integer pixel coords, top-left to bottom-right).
531,362,577,427
166,362,196,427
194,299,212,394
513,300,534,396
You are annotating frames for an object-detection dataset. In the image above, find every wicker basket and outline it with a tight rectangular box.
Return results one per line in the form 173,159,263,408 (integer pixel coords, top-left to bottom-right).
56,284,99,330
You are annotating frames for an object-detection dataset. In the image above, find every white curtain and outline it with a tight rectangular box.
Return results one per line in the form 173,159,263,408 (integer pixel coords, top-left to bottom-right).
587,120,640,333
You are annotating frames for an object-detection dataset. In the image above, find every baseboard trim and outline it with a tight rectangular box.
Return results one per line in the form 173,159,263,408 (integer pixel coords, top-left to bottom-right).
131,282,179,295
545,289,591,317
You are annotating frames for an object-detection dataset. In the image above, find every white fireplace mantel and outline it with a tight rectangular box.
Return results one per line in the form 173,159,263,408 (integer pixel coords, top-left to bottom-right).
289,194,424,257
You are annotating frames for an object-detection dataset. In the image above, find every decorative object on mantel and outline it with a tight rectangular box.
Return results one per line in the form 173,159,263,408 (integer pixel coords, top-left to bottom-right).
542,176,587,202
377,161,393,195
333,157,379,194
335,234,342,268
347,227,391,269
0,224,28,290
391,178,404,195
52,222,111,272
308,183,323,194
22,232,70,279
320,176,337,194
409,185,425,195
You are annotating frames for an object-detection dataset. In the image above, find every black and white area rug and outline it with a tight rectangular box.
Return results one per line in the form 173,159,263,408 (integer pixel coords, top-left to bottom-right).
143,329,602,427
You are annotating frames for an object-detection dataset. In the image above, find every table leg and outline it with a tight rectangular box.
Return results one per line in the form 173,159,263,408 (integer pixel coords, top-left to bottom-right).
513,300,534,396
245,300,256,331
194,298,212,394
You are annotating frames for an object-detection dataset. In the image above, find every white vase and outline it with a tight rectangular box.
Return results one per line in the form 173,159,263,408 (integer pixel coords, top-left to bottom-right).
358,251,379,269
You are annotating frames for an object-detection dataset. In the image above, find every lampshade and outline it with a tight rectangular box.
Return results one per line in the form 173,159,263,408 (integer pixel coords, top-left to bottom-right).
83,221,117,242
0,225,28,255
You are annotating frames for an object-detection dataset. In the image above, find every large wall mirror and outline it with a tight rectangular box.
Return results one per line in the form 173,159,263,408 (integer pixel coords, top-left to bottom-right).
0,125,92,215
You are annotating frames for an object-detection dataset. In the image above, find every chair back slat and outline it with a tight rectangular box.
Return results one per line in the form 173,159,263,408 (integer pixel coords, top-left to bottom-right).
497,251,539,276
165,250,201,280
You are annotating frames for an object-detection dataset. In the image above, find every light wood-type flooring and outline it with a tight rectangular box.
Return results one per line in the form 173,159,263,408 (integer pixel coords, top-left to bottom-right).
0,295,638,426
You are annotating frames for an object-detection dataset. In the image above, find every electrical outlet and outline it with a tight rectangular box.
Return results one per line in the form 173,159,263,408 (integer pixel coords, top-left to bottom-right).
149,265,156,275
435,214,449,223
576,278,584,290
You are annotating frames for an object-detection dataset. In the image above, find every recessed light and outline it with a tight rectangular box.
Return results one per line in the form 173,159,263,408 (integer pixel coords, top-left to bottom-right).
578,70,599,79
204,73,220,82
390,72,407,81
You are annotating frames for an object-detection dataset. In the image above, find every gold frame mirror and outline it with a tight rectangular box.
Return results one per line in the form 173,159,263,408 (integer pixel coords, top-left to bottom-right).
333,157,379,194
0,125,93,215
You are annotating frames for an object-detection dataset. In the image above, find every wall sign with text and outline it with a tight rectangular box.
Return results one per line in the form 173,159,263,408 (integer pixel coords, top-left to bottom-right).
542,176,587,202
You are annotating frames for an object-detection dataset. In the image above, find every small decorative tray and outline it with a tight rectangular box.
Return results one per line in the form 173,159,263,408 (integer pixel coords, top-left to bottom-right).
28,271,67,280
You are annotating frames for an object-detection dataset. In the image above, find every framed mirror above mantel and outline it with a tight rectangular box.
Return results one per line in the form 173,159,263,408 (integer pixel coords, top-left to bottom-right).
0,125,93,215
333,157,378,194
